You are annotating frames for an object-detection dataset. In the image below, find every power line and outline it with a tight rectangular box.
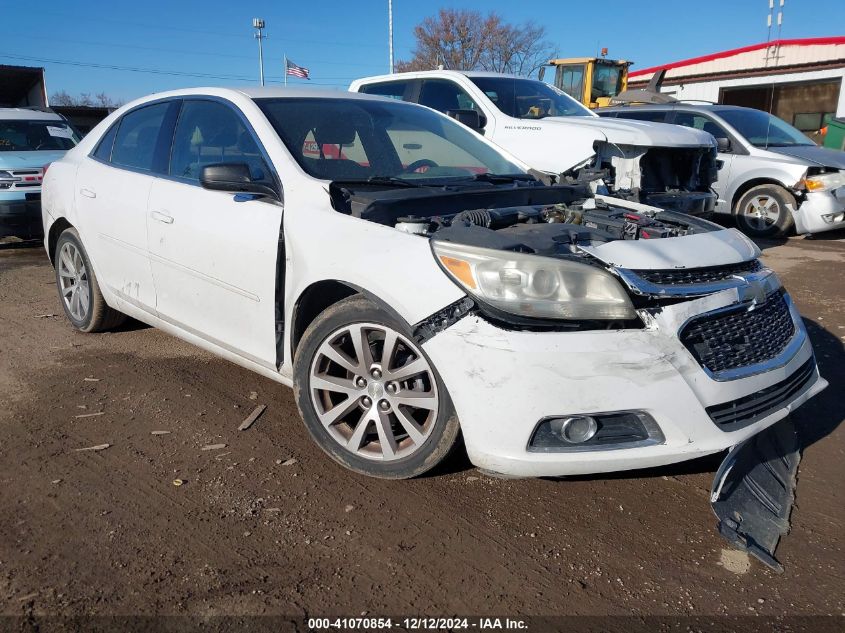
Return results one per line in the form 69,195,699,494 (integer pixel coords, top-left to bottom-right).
0,53,354,87
30,10,394,50
1,33,394,69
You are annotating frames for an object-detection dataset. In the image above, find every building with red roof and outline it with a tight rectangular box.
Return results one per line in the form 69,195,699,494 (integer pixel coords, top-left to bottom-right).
628,37,845,132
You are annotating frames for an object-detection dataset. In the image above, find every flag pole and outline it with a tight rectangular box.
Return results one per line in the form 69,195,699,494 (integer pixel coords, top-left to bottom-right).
284,54,288,87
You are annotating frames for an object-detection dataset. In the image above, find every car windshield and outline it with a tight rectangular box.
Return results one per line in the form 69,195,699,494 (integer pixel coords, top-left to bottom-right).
0,120,80,152
256,97,524,182
468,76,593,119
715,108,814,148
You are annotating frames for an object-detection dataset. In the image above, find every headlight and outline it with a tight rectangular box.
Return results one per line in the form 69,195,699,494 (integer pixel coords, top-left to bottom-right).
802,171,845,192
432,241,635,321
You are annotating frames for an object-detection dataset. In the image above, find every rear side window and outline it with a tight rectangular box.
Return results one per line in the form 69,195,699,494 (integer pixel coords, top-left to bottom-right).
615,110,668,122
111,103,169,171
358,81,409,100
418,80,479,114
168,100,269,183
92,123,118,161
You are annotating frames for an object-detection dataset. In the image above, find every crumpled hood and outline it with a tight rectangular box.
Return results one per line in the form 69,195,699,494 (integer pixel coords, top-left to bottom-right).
0,150,68,170
579,228,760,270
766,144,845,170
541,115,716,149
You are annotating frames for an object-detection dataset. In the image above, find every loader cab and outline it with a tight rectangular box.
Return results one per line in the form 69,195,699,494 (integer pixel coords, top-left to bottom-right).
538,57,632,109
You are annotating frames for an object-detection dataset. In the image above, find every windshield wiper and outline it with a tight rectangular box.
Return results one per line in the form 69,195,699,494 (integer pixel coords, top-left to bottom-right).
333,176,424,188
469,173,537,184
762,142,813,148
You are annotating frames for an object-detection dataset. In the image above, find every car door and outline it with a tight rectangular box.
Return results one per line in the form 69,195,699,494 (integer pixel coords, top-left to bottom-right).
146,98,283,368
669,110,738,214
75,101,178,313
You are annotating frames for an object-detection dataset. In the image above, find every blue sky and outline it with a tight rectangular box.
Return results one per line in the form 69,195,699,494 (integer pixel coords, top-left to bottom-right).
2,0,842,103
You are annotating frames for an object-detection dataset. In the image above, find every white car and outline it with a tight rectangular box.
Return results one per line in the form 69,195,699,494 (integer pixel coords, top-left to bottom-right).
600,103,845,236
41,88,826,479
350,71,719,217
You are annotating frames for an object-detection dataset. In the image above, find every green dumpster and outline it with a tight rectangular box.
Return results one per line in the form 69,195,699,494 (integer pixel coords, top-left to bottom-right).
823,117,845,151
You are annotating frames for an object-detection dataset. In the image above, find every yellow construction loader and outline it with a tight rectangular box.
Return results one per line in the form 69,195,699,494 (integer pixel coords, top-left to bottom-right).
538,55,632,109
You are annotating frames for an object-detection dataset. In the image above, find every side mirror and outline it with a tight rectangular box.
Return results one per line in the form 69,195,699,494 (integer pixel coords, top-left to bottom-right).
446,109,486,131
716,137,732,153
200,163,278,199
538,67,546,81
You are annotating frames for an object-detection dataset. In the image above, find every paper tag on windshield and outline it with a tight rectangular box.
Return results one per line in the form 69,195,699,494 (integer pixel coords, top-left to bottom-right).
46,126,74,139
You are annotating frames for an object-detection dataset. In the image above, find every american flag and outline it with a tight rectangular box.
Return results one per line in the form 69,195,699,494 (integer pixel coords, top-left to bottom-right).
285,58,310,80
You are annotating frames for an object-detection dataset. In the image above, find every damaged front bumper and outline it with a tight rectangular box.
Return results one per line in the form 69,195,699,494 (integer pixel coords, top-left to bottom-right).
422,288,826,478
791,186,845,234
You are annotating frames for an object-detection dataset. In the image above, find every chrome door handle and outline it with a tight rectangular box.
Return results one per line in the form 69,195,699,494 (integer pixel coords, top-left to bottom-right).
80,188,96,198
150,210,174,224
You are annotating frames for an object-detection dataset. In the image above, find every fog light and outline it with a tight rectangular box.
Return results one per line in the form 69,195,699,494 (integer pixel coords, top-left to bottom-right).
552,416,598,444
529,411,664,452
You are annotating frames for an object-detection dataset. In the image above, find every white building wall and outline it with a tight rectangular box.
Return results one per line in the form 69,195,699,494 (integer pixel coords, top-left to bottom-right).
656,68,845,116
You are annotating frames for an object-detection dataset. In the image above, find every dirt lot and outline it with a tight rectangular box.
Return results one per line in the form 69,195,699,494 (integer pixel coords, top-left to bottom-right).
0,232,843,623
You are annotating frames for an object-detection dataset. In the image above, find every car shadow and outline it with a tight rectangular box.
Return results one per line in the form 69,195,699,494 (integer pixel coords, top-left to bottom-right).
707,215,845,251
792,318,844,449
112,317,151,333
0,238,43,251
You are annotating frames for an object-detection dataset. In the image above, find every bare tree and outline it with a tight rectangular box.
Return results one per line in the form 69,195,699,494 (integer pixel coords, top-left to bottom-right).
94,92,118,108
49,91,122,108
49,90,75,106
397,9,555,76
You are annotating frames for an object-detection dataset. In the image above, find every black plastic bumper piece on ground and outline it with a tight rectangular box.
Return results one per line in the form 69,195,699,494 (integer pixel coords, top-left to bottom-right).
710,417,800,573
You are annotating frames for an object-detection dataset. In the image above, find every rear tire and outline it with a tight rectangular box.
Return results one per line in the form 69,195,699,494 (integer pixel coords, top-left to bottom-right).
734,184,795,238
293,295,460,479
54,228,126,333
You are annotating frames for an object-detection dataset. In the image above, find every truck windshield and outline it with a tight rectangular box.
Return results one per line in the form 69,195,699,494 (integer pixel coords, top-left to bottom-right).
468,77,593,119
0,120,80,152
256,97,524,182
715,108,814,148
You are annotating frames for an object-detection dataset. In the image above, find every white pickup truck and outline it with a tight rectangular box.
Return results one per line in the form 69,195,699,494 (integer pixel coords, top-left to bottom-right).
350,71,718,216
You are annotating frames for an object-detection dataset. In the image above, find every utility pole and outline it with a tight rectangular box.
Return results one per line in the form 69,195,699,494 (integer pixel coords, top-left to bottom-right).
253,18,266,86
765,0,784,67
388,0,394,74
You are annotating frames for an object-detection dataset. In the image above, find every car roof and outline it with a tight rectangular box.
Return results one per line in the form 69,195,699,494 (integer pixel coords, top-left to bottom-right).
234,86,386,100
600,103,757,114
353,70,526,84
0,107,65,121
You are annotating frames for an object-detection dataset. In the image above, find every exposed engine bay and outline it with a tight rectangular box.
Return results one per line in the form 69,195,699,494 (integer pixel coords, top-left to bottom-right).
564,144,720,217
329,180,719,259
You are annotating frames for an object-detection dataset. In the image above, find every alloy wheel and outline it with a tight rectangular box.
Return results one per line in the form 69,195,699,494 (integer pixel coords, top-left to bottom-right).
57,242,90,322
309,322,439,461
742,194,781,232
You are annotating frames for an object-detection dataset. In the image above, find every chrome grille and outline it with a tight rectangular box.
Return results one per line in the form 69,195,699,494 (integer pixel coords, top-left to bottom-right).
680,291,795,374
632,260,762,286
706,358,816,431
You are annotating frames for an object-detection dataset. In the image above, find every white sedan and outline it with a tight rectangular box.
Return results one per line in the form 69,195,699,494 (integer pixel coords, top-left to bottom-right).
41,88,826,479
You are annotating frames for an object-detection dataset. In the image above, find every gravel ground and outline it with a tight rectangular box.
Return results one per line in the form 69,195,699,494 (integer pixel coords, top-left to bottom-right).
0,231,842,623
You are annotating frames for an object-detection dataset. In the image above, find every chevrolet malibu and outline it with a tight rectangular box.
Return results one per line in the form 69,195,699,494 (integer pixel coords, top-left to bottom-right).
41,88,826,479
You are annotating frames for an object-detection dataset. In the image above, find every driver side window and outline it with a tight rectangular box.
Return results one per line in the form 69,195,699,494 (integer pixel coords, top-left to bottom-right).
169,100,268,183
673,112,729,141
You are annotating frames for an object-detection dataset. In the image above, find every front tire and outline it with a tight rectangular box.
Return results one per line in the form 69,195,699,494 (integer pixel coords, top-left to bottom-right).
734,184,795,238
293,295,460,479
54,228,126,333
